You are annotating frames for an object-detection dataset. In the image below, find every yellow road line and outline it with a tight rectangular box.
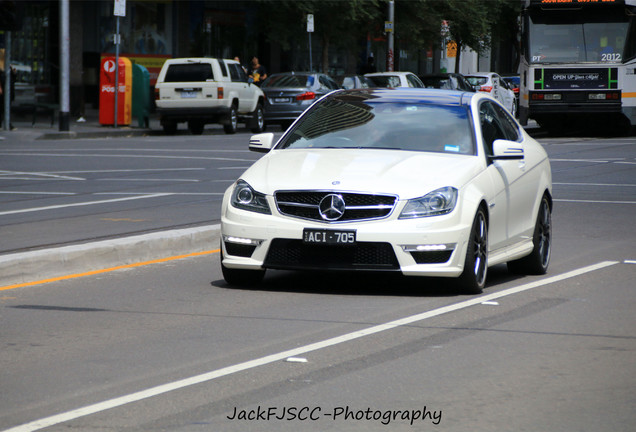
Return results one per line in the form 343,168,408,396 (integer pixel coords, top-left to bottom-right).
0,249,220,292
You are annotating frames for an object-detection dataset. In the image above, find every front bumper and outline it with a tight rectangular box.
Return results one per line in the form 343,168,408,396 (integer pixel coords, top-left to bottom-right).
221,197,473,278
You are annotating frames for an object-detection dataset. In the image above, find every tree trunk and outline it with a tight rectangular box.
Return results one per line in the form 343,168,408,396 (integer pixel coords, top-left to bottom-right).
455,41,462,73
321,34,330,73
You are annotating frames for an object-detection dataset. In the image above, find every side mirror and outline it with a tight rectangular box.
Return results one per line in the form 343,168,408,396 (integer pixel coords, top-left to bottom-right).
249,133,275,153
491,139,524,160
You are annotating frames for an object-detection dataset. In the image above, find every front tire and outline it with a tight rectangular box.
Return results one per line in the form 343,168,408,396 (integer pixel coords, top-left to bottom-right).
250,104,265,133
457,208,488,294
508,196,552,275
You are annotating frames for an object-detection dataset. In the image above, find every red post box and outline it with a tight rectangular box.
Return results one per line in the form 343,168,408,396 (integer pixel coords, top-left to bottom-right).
99,56,132,125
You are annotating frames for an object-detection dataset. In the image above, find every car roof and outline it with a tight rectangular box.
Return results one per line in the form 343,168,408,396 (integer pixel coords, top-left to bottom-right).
465,72,497,77
331,88,474,107
365,71,416,77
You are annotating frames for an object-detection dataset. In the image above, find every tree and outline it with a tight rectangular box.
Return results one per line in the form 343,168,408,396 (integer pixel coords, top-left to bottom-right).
257,0,383,73
431,0,491,72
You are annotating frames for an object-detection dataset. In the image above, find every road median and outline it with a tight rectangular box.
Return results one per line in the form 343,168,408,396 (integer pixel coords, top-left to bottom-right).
0,225,221,289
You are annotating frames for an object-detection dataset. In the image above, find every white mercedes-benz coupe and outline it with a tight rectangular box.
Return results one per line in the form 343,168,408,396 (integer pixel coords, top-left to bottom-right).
220,88,552,294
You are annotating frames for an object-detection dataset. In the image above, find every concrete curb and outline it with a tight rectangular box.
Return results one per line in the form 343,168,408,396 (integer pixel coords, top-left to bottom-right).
0,224,221,288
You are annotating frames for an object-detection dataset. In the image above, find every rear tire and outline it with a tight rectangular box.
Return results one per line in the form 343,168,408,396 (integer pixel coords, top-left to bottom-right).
457,208,488,294
508,196,552,275
224,105,238,134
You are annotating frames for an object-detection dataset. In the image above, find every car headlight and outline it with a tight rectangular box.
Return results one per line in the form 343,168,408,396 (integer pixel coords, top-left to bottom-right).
399,187,458,219
230,180,271,214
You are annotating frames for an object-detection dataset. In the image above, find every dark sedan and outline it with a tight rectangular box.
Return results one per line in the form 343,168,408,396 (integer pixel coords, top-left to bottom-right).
261,72,341,129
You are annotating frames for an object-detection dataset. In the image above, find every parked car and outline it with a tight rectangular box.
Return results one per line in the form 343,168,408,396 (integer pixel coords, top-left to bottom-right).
260,72,341,129
220,88,553,294
364,71,425,88
502,75,520,114
465,72,516,116
155,57,265,135
419,73,475,92
336,74,376,90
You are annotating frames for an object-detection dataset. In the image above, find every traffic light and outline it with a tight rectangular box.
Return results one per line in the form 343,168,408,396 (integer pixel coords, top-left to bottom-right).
0,1,18,31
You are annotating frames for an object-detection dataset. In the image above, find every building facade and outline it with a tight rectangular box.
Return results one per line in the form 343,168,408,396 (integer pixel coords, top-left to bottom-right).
1,0,515,118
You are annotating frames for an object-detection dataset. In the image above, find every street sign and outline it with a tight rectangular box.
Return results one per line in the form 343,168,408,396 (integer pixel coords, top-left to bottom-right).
307,14,314,33
114,0,126,17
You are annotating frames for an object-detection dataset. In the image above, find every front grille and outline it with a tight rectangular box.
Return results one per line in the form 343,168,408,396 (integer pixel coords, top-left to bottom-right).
264,239,400,271
275,191,397,222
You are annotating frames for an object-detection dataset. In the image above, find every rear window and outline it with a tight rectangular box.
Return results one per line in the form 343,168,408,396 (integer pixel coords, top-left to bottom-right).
261,74,314,88
367,75,402,88
164,63,214,82
466,76,488,86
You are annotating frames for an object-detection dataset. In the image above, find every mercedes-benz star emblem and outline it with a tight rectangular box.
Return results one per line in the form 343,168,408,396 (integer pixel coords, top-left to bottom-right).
319,194,346,221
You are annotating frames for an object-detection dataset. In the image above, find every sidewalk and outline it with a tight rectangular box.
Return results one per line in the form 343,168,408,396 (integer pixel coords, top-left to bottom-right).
0,107,164,142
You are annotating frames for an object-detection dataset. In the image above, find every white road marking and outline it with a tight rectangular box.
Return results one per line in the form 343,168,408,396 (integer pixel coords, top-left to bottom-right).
0,152,255,162
0,193,173,216
0,191,76,195
0,171,85,181
554,199,636,204
1,261,619,432
553,182,636,187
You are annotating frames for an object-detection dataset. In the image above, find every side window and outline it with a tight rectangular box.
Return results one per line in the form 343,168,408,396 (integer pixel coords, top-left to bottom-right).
228,64,241,82
218,60,228,78
237,65,249,82
318,76,332,91
479,101,506,156
326,77,340,90
492,103,521,141
407,74,424,88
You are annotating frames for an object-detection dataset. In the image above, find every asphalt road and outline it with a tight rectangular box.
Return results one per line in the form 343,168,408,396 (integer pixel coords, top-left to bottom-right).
0,133,635,431
0,130,277,254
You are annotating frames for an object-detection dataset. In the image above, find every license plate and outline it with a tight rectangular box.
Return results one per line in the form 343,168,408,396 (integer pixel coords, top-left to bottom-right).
303,228,356,245
273,97,290,103
181,91,197,98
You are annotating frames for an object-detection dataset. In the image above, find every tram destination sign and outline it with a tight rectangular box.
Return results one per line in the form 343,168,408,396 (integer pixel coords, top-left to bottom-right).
539,68,618,90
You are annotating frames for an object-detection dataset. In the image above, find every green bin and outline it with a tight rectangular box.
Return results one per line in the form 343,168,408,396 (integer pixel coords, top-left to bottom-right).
132,63,150,128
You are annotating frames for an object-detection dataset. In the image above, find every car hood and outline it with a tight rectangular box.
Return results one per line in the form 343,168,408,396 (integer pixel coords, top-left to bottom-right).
241,149,483,199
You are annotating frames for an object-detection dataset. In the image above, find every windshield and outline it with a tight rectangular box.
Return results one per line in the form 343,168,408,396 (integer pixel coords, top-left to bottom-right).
277,96,475,156
528,12,629,63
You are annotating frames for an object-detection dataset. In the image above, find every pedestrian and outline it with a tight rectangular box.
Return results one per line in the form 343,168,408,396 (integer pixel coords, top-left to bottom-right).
360,55,376,74
249,56,267,85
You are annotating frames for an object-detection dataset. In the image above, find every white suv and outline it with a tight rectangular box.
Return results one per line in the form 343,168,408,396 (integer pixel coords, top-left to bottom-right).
155,58,265,134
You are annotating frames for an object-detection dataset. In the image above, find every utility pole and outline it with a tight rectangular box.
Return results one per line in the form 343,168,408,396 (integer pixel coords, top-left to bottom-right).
113,0,125,129
2,30,10,131
59,0,70,131
386,1,395,72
